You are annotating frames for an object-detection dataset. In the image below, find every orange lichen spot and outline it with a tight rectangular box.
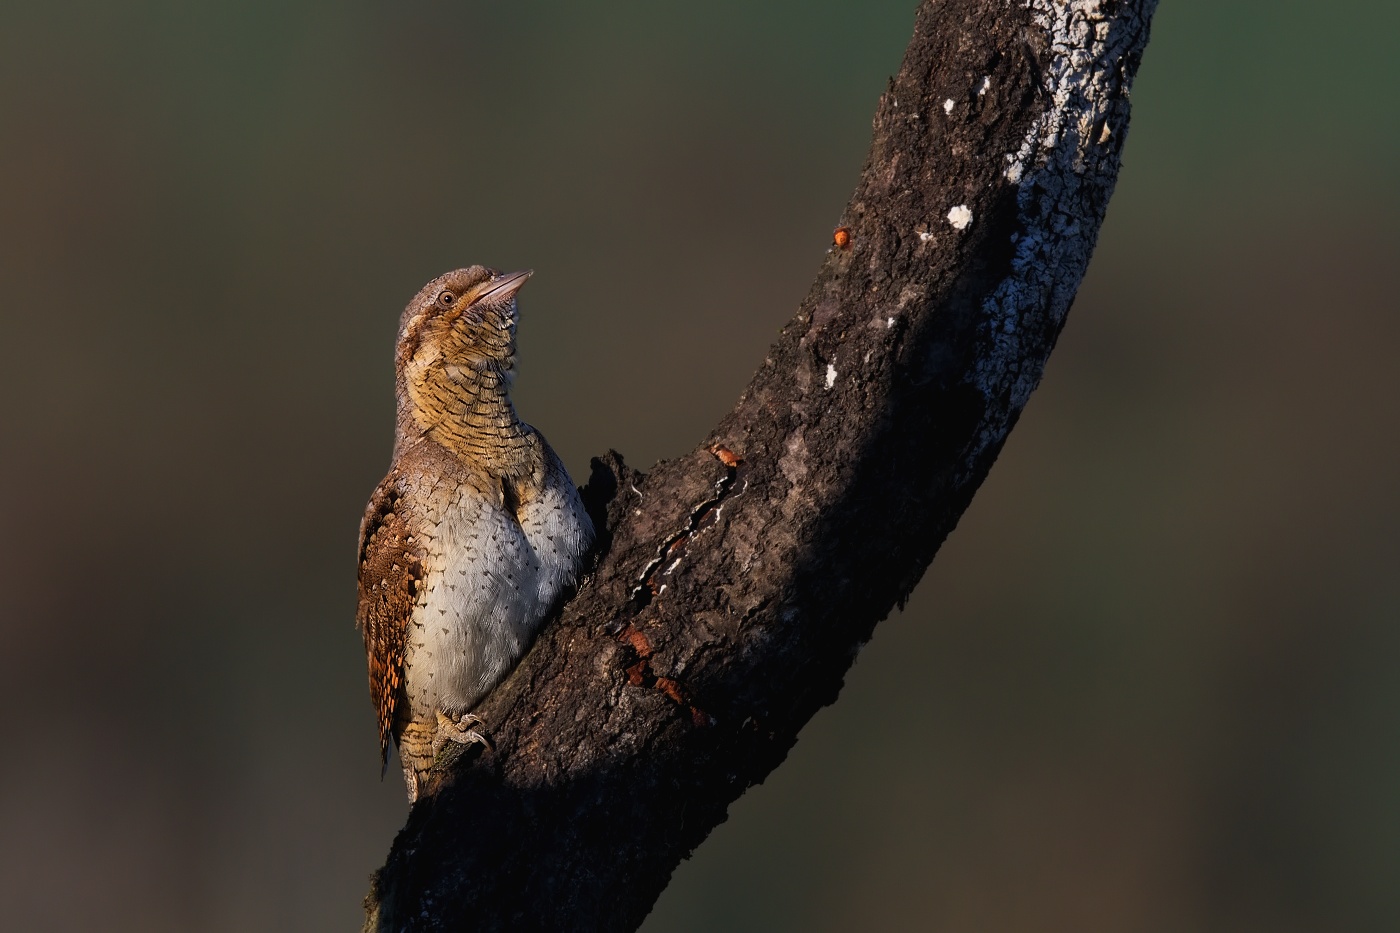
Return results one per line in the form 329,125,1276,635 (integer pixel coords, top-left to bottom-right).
833,226,852,249
619,624,653,659
709,444,743,468
654,677,686,706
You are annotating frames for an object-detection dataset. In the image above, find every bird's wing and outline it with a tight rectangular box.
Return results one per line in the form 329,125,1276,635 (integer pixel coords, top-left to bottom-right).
356,470,422,769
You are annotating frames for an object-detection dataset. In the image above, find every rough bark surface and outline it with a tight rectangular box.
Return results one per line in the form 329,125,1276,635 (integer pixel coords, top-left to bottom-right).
365,1,1158,929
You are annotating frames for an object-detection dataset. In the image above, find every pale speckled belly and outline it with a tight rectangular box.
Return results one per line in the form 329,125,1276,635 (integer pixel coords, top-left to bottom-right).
401,475,592,717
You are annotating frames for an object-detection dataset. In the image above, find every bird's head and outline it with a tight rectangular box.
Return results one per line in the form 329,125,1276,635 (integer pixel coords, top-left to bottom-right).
395,266,531,386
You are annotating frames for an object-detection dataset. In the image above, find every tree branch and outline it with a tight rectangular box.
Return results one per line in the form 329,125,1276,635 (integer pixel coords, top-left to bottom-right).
365,1,1158,929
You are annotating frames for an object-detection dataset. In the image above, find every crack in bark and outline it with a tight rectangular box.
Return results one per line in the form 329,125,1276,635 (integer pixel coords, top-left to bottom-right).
626,448,747,614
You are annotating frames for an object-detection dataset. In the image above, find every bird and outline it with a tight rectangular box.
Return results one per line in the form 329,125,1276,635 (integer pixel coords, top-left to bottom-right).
356,266,594,802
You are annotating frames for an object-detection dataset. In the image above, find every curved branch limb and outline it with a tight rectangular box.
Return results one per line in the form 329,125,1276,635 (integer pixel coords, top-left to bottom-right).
365,1,1158,929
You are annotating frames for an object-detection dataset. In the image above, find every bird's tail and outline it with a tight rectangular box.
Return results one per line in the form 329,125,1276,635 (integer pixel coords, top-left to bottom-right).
396,719,436,803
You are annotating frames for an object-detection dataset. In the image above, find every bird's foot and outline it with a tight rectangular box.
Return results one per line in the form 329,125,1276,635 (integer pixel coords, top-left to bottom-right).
433,709,493,757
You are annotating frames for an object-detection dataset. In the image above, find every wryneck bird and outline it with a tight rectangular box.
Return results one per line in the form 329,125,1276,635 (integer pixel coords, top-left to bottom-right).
356,266,593,801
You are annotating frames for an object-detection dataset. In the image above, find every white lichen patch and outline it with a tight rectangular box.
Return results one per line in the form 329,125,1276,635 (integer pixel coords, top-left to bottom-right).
918,230,934,242
943,98,955,114
824,364,837,390
978,76,991,96
947,205,973,230
887,317,896,329
969,0,1151,461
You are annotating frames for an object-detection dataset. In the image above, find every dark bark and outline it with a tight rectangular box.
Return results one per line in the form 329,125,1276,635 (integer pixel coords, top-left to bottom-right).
365,1,1158,929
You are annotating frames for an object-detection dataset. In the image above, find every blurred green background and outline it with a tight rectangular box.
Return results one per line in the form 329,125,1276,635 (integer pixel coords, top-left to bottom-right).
2,1,1397,930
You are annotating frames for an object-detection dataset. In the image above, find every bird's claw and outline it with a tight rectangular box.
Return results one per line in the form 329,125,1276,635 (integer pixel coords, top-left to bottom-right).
433,710,493,757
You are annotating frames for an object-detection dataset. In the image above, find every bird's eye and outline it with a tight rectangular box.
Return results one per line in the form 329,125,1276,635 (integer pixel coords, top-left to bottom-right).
438,290,456,305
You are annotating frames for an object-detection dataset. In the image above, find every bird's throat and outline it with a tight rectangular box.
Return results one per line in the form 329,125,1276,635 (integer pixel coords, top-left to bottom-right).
403,363,532,466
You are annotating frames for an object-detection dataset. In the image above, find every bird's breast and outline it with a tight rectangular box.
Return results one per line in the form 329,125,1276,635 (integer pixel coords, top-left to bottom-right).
400,470,591,717
403,489,540,715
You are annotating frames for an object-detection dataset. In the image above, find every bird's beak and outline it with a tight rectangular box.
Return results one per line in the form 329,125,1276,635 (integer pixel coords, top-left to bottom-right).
471,269,533,304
